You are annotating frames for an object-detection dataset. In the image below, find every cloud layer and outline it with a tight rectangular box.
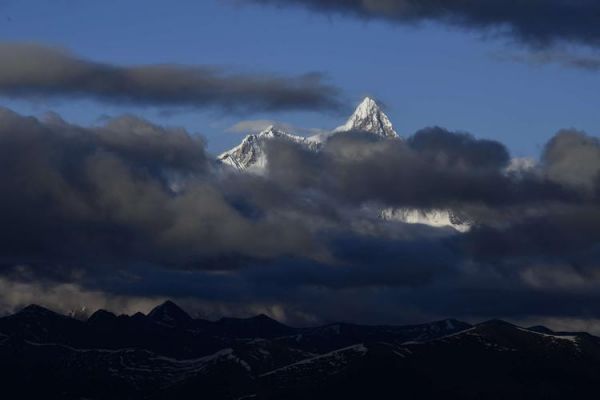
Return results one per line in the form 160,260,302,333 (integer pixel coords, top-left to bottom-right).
247,0,600,49
0,43,343,113
1,106,600,326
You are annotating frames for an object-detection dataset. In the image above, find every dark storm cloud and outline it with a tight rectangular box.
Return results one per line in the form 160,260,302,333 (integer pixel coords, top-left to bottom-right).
463,124,600,264
3,105,600,326
464,207,600,262
408,127,510,170
0,43,343,113
247,0,600,48
265,129,575,210
0,107,326,271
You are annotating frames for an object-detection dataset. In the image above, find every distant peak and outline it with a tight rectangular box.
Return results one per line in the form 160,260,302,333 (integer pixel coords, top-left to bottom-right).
148,300,192,325
334,97,399,138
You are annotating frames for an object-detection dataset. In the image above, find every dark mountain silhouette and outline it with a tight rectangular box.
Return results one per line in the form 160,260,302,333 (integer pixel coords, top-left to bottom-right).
0,302,599,399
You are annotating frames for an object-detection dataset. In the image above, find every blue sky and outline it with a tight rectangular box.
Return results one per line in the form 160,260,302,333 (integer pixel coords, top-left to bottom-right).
1,0,599,157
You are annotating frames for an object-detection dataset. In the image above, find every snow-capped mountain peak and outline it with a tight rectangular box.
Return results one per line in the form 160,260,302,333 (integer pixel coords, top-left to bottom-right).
334,97,398,138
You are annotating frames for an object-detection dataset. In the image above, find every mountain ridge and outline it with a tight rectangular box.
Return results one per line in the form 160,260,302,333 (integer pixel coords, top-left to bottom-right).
1,301,598,399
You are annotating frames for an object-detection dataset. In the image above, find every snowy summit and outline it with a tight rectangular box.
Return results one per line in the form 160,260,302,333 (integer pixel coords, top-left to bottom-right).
334,97,398,139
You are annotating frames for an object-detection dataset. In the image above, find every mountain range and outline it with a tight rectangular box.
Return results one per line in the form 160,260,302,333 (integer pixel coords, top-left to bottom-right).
2,301,600,399
218,97,471,232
